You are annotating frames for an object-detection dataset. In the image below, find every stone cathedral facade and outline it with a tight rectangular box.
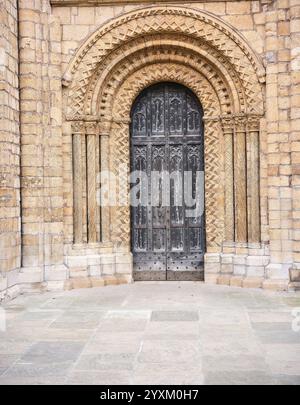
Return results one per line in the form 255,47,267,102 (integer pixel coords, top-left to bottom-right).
0,0,300,301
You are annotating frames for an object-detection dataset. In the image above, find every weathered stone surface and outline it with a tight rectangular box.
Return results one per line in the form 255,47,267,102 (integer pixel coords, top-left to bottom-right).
0,282,299,385
0,0,299,297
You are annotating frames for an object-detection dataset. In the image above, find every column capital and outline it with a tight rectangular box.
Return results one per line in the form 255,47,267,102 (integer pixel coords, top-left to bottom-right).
247,115,260,132
99,118,112,135
85,121,99,135
220,115,235,133
71,120,85,134
234,115,247,132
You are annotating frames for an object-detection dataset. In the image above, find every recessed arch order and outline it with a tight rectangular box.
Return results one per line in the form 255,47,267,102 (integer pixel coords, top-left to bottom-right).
65,5,265,272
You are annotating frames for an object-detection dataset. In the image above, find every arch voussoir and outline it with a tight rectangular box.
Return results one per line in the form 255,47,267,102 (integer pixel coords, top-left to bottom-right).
65,6,264,119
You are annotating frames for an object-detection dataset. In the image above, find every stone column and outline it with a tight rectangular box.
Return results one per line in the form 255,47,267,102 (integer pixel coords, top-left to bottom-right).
99,120,111,243
86,121,98,243
72,121,84,244
234,116,247,242
247,116,261,243
221,117,235,242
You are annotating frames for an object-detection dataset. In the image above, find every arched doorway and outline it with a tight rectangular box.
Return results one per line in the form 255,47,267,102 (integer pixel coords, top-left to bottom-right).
65,6,265,289
130,82,205,281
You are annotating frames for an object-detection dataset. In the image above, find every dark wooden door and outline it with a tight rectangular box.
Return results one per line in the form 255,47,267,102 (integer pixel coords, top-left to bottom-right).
130,83,205,281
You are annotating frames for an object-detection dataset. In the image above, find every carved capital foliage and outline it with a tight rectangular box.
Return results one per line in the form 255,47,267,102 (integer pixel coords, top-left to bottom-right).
247,115,260,132
71,121,85,134
98,119,112,135
234,115,247,133
220,116,235,133
64,5,265,250
85,121,99,135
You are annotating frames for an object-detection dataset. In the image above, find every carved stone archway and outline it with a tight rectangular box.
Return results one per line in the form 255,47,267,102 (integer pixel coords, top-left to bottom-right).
63,5,265,282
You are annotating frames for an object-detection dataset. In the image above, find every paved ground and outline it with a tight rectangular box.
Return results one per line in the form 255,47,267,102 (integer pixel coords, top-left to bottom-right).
0,282,300,385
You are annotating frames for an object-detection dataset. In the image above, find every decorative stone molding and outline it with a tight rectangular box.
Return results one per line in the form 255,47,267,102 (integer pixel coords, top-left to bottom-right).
85,121,99,135
88,38,239,118
247,115,261,132
64,6,265,119
104,63,223,247
71,120,85,134
52,0,254,5
63,5,265,285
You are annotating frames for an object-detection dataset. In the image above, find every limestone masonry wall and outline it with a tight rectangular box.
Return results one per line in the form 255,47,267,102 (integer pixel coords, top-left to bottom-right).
0,0,21,298
0,0,299,299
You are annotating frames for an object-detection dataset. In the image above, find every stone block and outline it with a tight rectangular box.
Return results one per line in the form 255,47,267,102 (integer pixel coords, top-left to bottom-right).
221,254,234,264
218,275,231,286
63,25,89,41
223,15,254,30
233,264,247,276
101,263,115,275
205,2,225,15
66,256,87,268
64,280,73,291
88,265,101,277
204,253,220,263
87,255,101,266
116,275,130,285
242,277,263,289
247,255,269,267
18,268,43,283
227,1,251,14
233,255,247,265
90,277,105,288
263,279,289,291
101,255,115,265
115,263,132,274
230,276,243,287
46,280,65,291
204,274,219,285
221,263,233,274
266,264,290,280
69,268,88,278
103,276,119,286
71,277,92,290
289,268,300,282
247,266,265,278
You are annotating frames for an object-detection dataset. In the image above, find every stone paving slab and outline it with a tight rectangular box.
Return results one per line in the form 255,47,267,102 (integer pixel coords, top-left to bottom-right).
151,310,199,321
0,282,299,385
